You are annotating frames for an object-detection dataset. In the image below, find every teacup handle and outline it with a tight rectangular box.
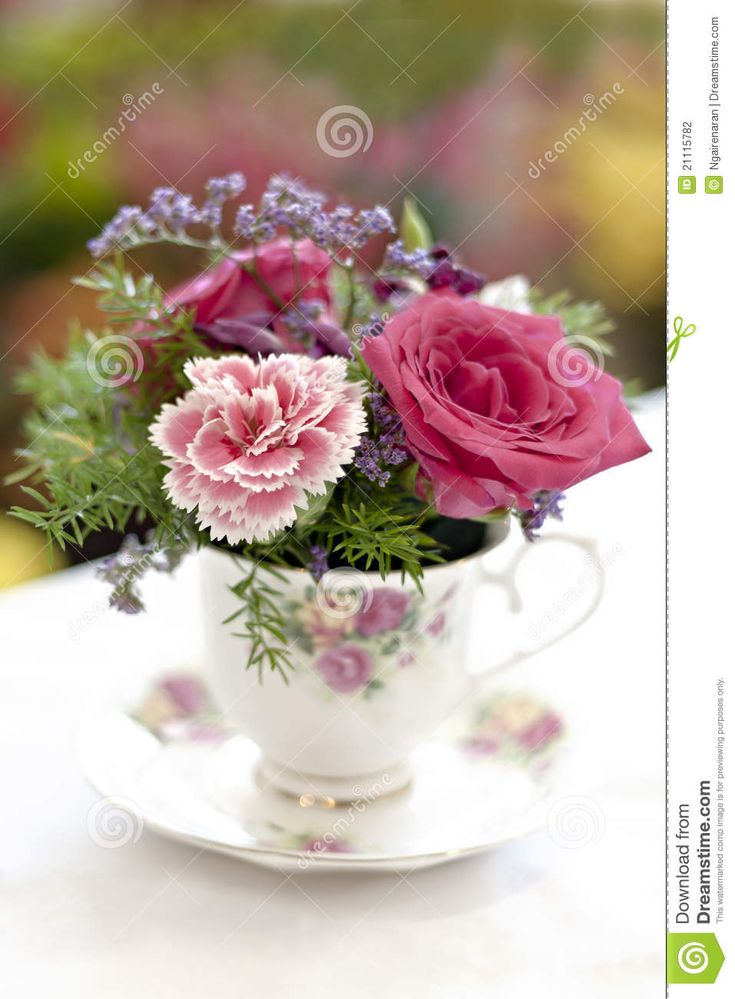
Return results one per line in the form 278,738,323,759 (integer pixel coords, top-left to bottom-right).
471,533,605,683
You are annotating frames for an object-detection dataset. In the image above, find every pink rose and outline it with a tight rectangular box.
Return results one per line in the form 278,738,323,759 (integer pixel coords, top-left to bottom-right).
314,644,374,693
167,237,333,325
361,293,650,518
355,588,411,636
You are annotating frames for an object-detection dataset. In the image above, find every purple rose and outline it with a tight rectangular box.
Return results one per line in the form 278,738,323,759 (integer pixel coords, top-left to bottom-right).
314,644,374,693
355,588,411,637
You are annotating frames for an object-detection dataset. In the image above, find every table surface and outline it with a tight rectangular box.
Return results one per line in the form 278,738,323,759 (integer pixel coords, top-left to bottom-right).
0,392,664,999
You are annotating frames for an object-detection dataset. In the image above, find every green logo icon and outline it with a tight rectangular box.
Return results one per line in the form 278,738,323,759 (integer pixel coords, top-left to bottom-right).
667,316,697,362
667,933,725,984
705,175,723,194
678,176,696,194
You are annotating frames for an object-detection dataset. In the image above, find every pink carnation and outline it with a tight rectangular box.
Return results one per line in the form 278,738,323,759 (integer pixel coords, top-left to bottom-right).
150,353,366,544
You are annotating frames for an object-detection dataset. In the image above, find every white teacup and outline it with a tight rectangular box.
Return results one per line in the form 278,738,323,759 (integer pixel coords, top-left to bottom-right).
199,523,602,802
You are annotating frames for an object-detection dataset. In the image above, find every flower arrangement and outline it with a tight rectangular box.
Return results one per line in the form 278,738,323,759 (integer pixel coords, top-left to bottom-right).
11,171,649,677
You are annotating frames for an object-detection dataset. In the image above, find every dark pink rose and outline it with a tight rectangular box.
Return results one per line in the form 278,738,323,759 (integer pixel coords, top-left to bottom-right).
166,237,333,326
361,293,650,518
355,588,411,636
314,644,374,693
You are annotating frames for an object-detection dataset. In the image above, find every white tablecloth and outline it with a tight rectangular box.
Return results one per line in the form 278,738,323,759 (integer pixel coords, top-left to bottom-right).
0,393,664,998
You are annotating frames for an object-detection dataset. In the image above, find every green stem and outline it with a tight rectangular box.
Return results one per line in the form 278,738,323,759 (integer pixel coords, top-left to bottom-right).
340,260,357,330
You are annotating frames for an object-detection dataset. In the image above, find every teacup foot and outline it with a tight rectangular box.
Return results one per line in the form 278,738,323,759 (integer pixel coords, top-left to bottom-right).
256,756,412,805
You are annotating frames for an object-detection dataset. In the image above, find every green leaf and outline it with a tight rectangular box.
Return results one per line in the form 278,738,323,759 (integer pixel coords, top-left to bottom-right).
400,196,433,252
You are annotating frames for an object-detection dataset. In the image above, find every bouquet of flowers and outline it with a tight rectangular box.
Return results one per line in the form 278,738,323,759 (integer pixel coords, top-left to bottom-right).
12,171,649,677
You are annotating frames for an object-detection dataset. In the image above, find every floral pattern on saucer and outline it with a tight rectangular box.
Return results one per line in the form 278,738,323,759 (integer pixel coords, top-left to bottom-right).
87,674,575,869
133,674,226,743
132,674,563,778
461,693,564,771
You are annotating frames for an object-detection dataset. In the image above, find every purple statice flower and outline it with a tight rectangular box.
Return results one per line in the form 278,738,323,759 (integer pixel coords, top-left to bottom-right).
383,241,486,296
87,171,395,261
204,172,246,203
199,201,223,228
519,491,565,542
355,393,410,486
86,205,146,257
385,240,434,278
257,174,394,253
167,192,201,231
306,545,329,580
96,533,188,614
234,203,257,238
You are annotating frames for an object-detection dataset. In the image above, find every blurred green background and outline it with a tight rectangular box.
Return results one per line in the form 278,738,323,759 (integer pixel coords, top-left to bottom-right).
0,0,664,587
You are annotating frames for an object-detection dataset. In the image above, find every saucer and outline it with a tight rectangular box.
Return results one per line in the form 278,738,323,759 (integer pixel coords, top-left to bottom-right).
80,671,577,872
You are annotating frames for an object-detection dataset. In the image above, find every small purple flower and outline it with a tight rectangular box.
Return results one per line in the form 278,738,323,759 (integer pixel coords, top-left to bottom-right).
306,545,329,580
204,172,246,203
234,203,257,238
96,533,187,614
355,393,410,486
314,644,374,693
355,588,411,636
382,241,486,297
520,490,565,541
87,171,395,261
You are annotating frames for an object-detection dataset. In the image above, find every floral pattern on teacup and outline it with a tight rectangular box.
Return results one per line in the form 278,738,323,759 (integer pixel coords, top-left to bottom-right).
284,582,455,696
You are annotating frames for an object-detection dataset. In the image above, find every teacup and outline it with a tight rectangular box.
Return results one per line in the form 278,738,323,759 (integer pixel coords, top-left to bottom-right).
199,522,602,802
